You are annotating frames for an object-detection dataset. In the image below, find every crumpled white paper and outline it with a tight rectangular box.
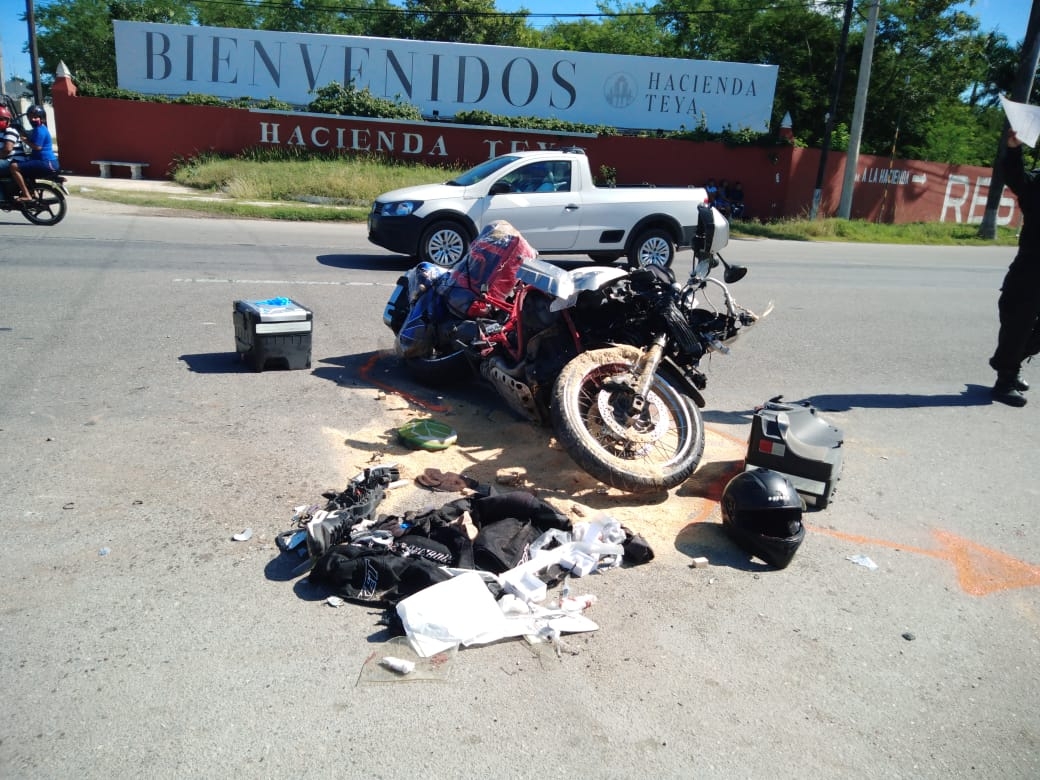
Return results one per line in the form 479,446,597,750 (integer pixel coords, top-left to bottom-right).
1001,95,1040,148
397,518,628,657
846,553,878,571
397,571,600,658
397,571,519,657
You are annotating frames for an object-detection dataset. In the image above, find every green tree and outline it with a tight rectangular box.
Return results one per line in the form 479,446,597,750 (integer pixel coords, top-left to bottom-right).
191,0,259,30
859,0,984,156
390,0,532,45
720,2,845,143
33,0,192,89
258,0,400,36
902,98,1005,165
964,30,1019,108
655,0,743,60
538,2,668,57
652,0,846,141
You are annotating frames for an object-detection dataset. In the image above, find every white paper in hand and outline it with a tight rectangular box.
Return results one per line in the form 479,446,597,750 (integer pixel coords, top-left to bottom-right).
1000,95,1040,148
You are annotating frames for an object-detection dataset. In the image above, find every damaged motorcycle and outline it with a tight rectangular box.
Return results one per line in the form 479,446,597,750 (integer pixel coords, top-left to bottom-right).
383,208,765,493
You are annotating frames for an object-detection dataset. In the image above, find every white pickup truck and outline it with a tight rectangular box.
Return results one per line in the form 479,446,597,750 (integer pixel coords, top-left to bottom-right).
367,147,711,268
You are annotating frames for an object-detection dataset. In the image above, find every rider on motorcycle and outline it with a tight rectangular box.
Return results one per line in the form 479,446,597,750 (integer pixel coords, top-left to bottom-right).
0,106,34,202
17,106,59,181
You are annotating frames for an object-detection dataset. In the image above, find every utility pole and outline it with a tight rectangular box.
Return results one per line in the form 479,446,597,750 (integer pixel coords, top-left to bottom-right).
26,0,43,105
838,0,880,219
810,0,854,220
979,0,1040,239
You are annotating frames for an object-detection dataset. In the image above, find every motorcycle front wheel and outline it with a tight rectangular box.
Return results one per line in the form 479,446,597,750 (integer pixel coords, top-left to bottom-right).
550,345,705,493
22,181,67,226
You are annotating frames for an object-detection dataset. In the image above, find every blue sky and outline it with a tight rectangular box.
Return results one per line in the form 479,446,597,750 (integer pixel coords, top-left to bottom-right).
0,0,1031,83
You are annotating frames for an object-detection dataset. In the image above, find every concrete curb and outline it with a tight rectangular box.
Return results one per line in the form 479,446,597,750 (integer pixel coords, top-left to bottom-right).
64,174,201,195
63,175,359,211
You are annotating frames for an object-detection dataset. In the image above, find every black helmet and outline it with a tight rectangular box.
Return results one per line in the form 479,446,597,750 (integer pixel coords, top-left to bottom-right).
721,469,805,569
27,105,46,120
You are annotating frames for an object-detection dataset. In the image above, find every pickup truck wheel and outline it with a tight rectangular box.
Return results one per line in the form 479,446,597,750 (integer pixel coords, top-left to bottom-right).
588,253,622,265
421,221,469,267
628,228,675,269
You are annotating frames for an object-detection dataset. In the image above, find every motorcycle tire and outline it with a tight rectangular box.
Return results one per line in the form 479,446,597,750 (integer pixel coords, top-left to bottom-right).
21,181,67,226
550,345,705,493
404,349,471,386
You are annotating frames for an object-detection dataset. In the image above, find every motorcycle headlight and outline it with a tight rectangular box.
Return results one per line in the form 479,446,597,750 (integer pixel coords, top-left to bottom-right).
374,200,423,217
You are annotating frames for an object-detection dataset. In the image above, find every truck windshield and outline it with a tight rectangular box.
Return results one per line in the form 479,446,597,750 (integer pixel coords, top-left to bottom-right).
447,156,521,186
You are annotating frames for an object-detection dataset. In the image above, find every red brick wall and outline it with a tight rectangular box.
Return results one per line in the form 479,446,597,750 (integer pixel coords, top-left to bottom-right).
52,75,1017,226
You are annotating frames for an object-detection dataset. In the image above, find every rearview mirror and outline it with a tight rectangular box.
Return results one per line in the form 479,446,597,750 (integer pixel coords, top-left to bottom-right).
724,264,748,284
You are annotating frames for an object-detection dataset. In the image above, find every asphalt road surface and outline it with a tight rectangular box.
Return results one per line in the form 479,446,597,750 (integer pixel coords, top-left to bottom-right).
1,196,1038,778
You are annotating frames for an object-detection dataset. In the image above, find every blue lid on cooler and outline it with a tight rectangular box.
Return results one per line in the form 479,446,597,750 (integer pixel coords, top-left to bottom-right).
235,297,312,321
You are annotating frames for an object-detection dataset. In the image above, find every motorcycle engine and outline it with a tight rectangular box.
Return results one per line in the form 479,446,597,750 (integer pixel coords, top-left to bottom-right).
521,293,577,389
521,292,556,333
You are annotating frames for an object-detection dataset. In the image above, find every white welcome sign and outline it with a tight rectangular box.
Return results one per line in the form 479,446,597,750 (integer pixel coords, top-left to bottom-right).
114,21,777,133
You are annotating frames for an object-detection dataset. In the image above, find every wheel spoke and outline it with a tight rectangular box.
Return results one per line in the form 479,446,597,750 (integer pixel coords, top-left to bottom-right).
575,365,684,465
430,230,464,265
22,183,67,225
551,345,704,492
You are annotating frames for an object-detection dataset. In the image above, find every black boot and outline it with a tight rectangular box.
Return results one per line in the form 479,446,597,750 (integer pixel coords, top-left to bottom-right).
306,509,357,559
989,359,1029,392
993,373,1028,407
307,465,400,559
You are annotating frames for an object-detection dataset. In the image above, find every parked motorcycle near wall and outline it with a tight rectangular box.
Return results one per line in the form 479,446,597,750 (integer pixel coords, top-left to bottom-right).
383,209,765,493
0,171,69,226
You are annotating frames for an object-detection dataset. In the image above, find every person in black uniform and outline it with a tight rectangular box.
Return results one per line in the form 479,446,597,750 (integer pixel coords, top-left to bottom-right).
990,129,1040,407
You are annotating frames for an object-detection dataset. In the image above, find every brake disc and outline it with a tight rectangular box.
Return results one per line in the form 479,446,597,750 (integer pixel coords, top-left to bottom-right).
596,388,669,445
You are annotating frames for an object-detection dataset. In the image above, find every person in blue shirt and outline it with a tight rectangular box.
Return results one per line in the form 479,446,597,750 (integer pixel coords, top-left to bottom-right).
17,105,59,179
704,177,718,207
714,178,732,217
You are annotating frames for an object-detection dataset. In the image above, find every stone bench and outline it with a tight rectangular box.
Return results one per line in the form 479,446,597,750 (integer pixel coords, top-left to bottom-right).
91,160,149,180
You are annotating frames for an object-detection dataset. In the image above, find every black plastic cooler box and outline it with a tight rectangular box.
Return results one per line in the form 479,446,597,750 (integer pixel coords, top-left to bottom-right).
233,298,313,372
744,399,844,508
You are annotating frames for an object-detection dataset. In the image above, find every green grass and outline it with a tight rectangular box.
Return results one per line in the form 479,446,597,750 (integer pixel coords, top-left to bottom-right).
73,153,1020,246
172,151,456,205
734,216,1019,245
73,188,369,221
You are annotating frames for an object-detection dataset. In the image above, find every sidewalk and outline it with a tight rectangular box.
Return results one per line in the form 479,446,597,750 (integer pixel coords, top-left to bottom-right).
65,174,207,197
63,174,350,210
